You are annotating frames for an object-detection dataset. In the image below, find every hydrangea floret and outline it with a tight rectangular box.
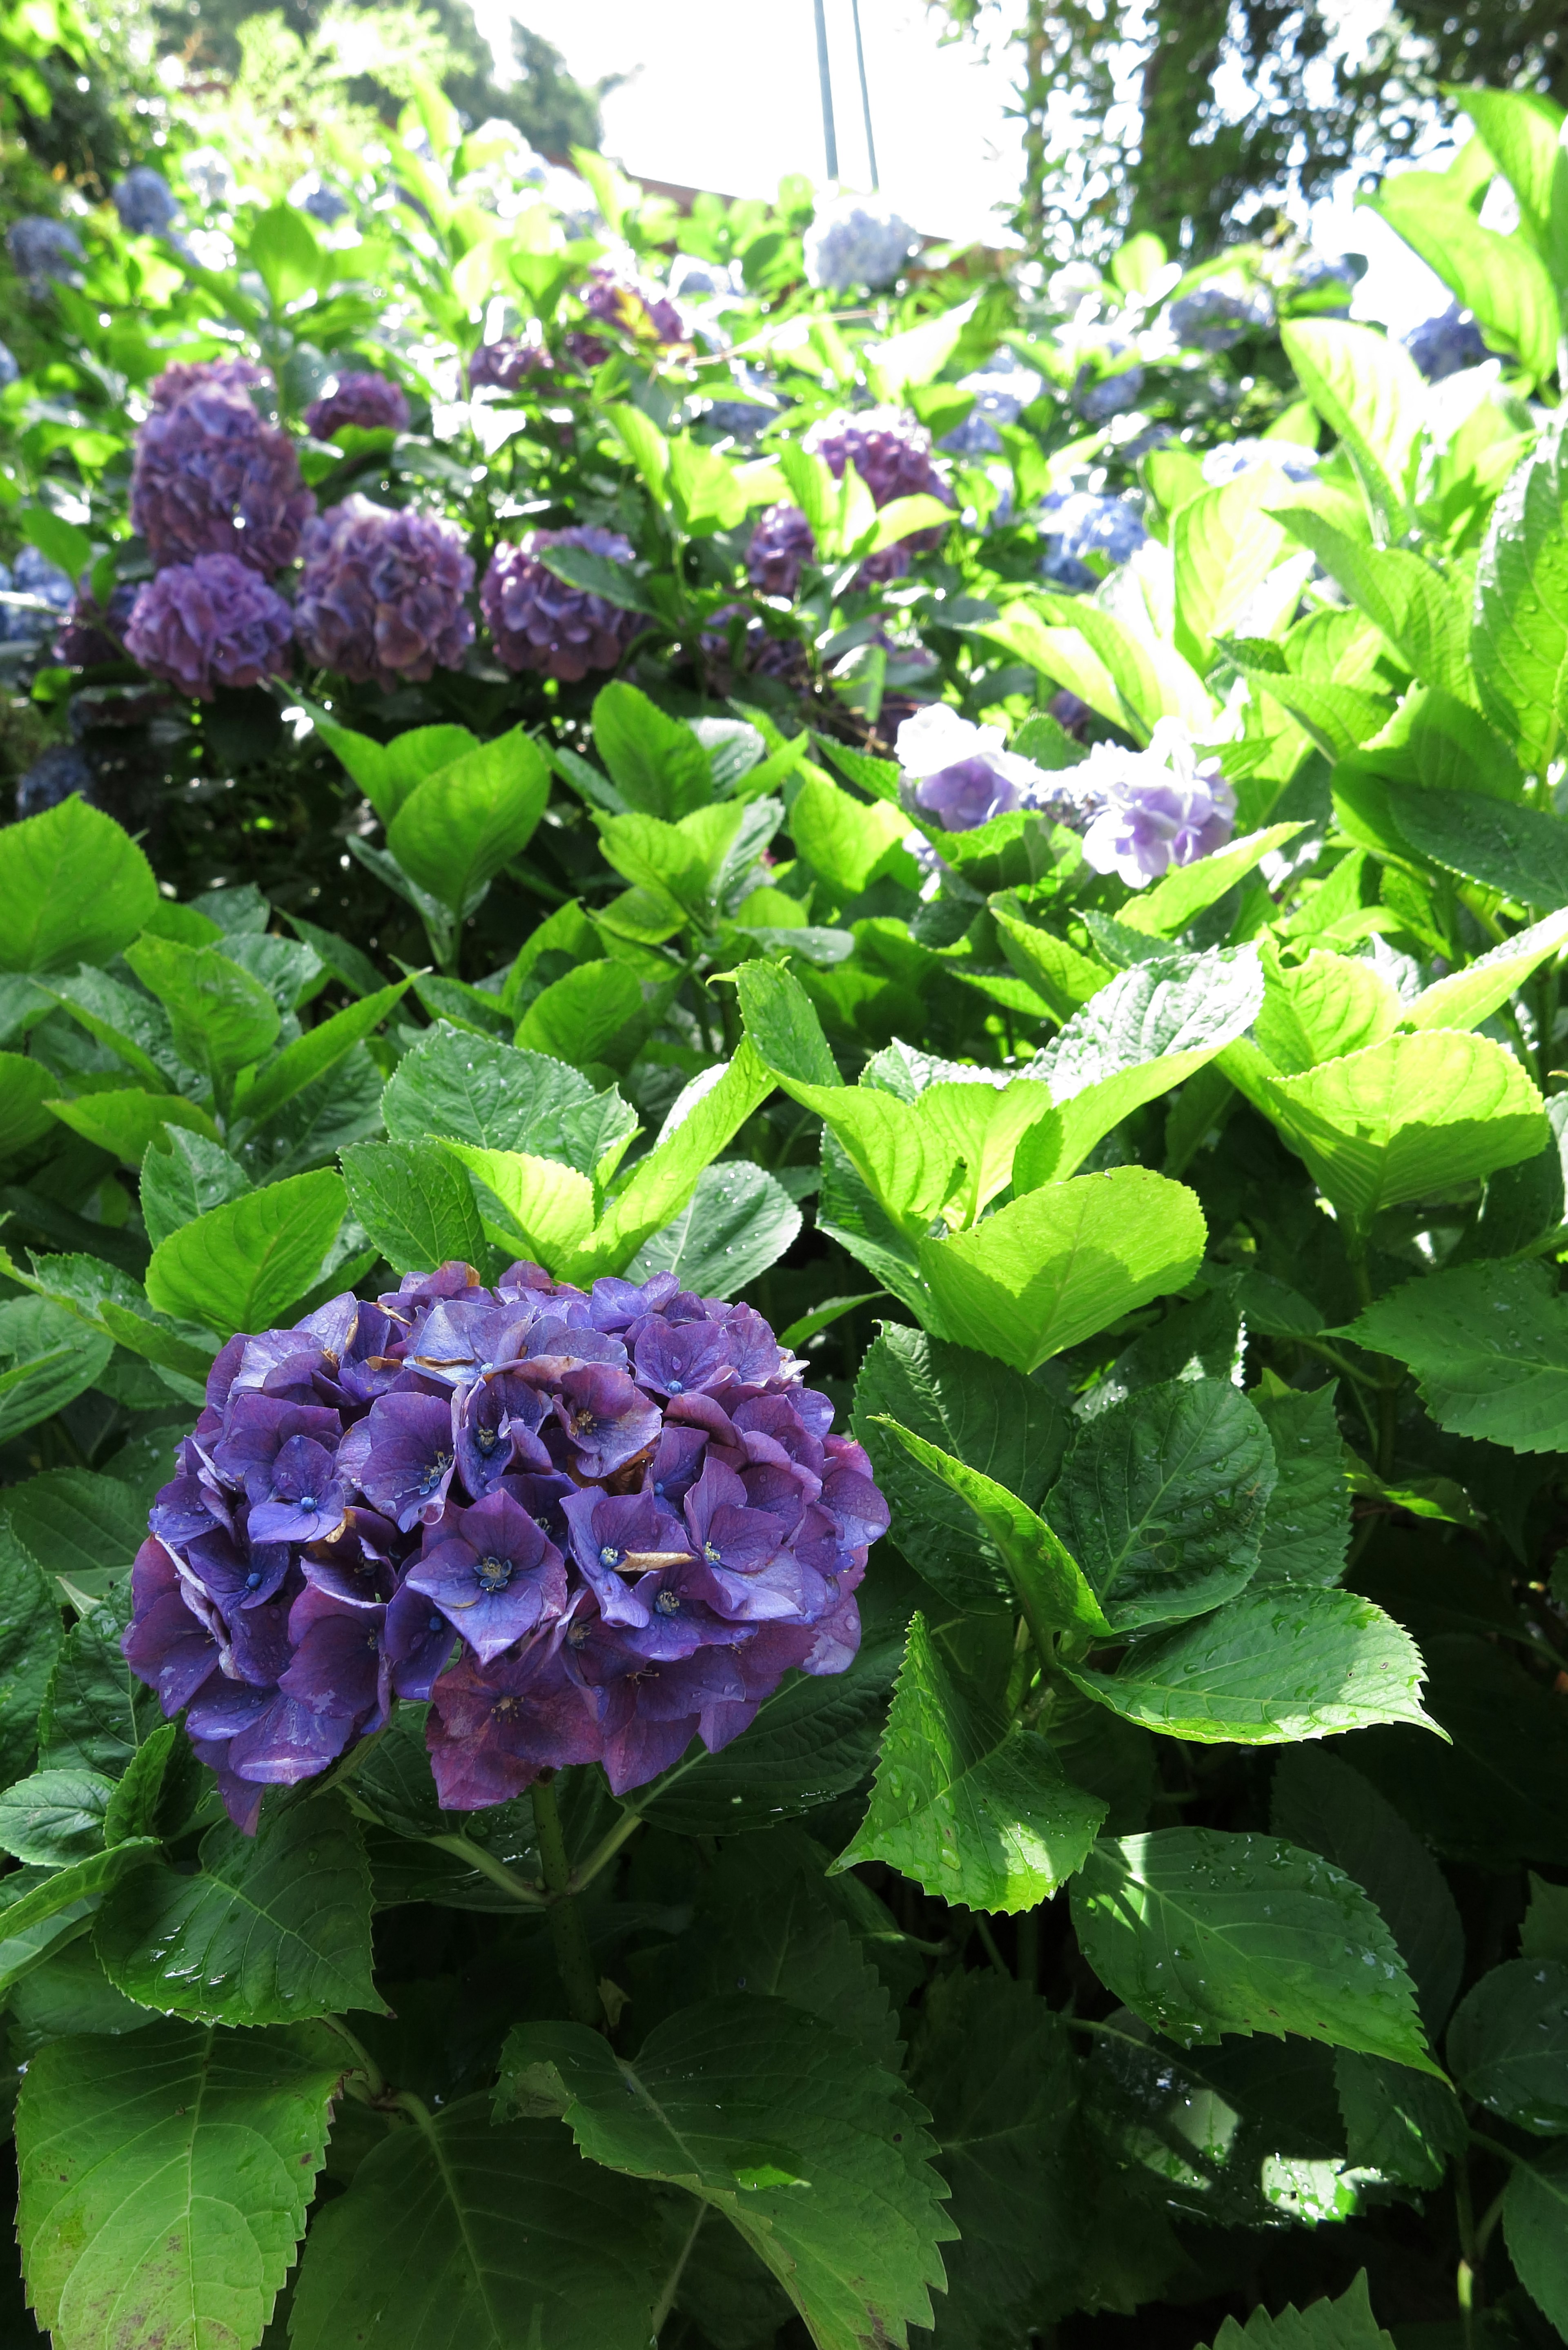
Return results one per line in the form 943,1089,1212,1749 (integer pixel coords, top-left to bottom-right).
123,1263,887,1826
1165,283,1273,351
113,168,181,236
293,497,475,689
123,554,294,699
481,526,643,682
305,372,410,439
897,704,1091,832
1039,489,1148,591
1404,302,1493,383
130,367,314,577
468,330,550,392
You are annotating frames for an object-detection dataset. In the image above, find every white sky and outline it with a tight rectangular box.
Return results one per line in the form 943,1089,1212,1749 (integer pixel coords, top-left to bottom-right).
477,0,1457,332
477,0,1029,247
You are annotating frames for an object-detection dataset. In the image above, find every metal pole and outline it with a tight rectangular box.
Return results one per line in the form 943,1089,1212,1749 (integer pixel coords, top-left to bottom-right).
813,0,839,181
850,0,878,189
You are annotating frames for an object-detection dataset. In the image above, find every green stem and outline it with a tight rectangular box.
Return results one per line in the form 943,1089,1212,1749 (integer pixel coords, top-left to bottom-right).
424,1833,547,1907
568,1806,646,1896
321,2014,386,2099
651,2202,707,2339
532,1774,604,2029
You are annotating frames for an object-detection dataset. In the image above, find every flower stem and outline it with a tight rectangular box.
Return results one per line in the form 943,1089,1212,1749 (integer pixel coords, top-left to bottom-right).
532,1773,604,2029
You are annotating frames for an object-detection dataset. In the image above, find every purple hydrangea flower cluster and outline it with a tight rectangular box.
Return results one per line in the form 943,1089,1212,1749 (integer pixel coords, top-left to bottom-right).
293,497,475,690
578,261,685,350
896,704,1095,833
481,526,642,682
803,406,946,513
124,553,294,700
15,742,94,819
124,1263,886,1826
1078,719,1237,884
0,341,18,389
802,198,917,294
130,366,314,577
1404,302,1493,383
746,503,818,598
305,372,410,439
114,168,180,236
1075,361,1145,423
468,330,551,392
148,357,269,408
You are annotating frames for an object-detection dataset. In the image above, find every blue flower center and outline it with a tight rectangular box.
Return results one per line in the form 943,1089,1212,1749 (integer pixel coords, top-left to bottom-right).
416,1449,453,1495
655,1589,681,1615
598,1544,621,1570
428,1614,444,1634
704,1541,722,1565
666,1377,684,1394
474,1424,500,1455
245,1570,263,1589
297,1494,317,1512
475,1553,512,1594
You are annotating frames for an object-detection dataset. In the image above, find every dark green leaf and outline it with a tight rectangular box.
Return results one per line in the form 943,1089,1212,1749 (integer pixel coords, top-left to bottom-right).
122,933,281,1097
1203,2270,1396,2349
591,679,713,816
1343,1259,1568,1454
627,1161,802,1295
1334,2050,1467,2191
1250,1379,1352,1586
341,1139,487,1276
139,1129,250,1251
145,1167,347,1336
1503,2149,1568,2339
1472,412,1568,776
0,1526,61,1793
10,1469,149,1606
0,1767,113,1864
94,1790,385,2025
1448,1958,1568,2134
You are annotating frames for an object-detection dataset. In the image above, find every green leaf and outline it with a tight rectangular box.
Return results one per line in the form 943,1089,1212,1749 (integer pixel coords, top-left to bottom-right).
386,729,552,919
39,1599,160,1775
789,770,913,897
0,1767,113,1864
1172,469,1294,668
836,1610,1106,1909
871,1417,1109,1637
1272,508,1472,696
514,958,644,1067
1503,2150,1568,2340
1046,1377,1276,1632
43,965,178,1089
590,680,713,817
234,978,410,1129
0,797,158,973
1280,319,1423,529
1252,947,1401,1075
95,1790,384,2025
47,1085,221,1167
0,1296,114,1441
290,2100,665,2350
1263,1031,1548,1233
626,1159,801,1294
382,1022,610,1165
1452,86,1565,258
0,1050,60,1158
1381,779,1568,907
577,1040,772,1276
1472,414,1568,776
534,535,664,616
314,718,479,824
341,1138,487,1276
17,2018,340,2350
1278,1739,1476,2030
0,1840,161,1983
0,1527,62,1793
11,1468,149,1604
1352,1635,1568,1868
145,1167,347,1336
122,932,281,1100
140,1128,250,1250
101,1719,177,1847
1524,1872,1568,1964
443,1144,597,1267
502,1996,953,2350
918,1168,1208,1373
1203,2272,1396,2350
1369,178,1561,385
1342,1259,1568,1453
1249,1379,1352,1587
19,504,92,583
1117,823,1306,941
248,196,325,304
1404,905,1568,1032
1067,1586,1437,1744
851,1324,1071,1611
1071,1828,1441,2073
1448,1958,1568,2134
908,1969,1081,2346
1334,2050,1468,2192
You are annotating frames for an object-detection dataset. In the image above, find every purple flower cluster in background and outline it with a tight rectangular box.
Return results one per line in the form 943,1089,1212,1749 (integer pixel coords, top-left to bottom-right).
113,168,180,237
468,330,551,392
125,1263,886,1825
7,217,84,294
746,502,818,598
124,553,294,699
131,365,314,577
897,705,1096,833
1165,283,1273,352
1404,302,1494,383
53,576,141,668
293,496,474,689
803,406,947,514
579,259,686,349
481,525,642,682
305,372,411,439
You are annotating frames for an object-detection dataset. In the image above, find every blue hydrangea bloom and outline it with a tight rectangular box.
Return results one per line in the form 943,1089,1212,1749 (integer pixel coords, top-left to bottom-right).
1076,364,1145,423
0,342,17,389
15,742,93,818
1405,303,1492,383
113,168,181,236
1039,490,1147,591
0,548,76,646
803,197,917,293
1166,283,1273,351
7,217,84,293
1202,438,1320,486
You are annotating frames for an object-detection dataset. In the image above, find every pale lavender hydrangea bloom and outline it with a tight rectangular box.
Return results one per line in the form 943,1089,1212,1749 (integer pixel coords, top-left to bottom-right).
1078,719,1236,885
468,330,550,392
114,169,180,236
1166,283,1273,351
896,705,1088,833
803,198,917,292
293,497,475,690
131,371,314,577
305,372,410,438
481,526,642,682
123,554,293,699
